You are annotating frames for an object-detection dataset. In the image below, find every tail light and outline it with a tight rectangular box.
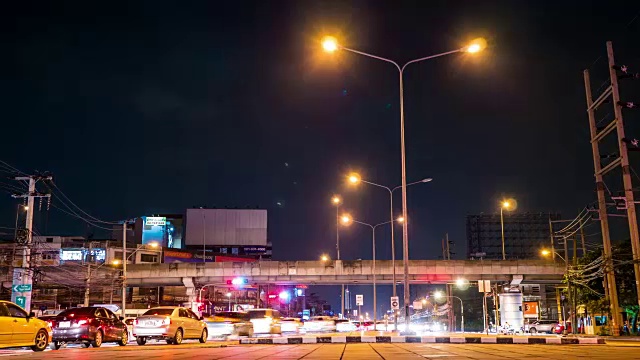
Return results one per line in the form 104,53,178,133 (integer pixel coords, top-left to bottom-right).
135,319,139,325
161,316,171,326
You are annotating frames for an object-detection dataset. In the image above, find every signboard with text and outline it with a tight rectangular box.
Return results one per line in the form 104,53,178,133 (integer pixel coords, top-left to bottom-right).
523,301,539,318
355,294,363,306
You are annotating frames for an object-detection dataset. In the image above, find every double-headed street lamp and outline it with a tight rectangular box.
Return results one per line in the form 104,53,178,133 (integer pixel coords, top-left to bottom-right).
340,213,404,330
323,36,485,330
346,172,431,329
433,290,465,333
331,195,346,318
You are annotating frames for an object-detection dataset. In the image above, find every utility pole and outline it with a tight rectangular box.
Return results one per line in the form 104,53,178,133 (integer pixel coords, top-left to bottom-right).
445,233,453,332
122,222,127,317
583,41,640,335
84,242,93,307
10,174,52,312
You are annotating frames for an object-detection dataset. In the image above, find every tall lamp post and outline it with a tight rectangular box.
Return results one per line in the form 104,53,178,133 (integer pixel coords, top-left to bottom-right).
500,199,514,260
322,36,486,330
331,195,346,318
340,213,404,330
346,173,431,329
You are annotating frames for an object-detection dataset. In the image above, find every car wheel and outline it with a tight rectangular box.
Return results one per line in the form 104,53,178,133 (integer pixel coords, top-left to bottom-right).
529,328,537,334
31,329,49,352
118,329,128,346
199,329,208,343
172,329,183,345
50,341,62,350
91,330,103,348
136,337,147,346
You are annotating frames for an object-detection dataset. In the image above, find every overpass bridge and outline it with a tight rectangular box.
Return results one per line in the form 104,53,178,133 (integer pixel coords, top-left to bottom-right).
125,260,565,300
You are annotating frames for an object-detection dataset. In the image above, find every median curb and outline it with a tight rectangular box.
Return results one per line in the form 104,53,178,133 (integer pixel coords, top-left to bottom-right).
239,336,605,345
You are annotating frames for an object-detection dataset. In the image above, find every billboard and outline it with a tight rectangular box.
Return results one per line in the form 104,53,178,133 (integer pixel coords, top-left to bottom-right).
523,301,539,318
163,249,214,263
141,215,183,248
185,209,267,246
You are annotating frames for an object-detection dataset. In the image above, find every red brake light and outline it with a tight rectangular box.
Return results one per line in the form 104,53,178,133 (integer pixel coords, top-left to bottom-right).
135,319,139,325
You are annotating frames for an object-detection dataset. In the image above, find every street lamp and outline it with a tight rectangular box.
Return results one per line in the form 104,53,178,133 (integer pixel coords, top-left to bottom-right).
500,199,515,260
341,213,404,330
346,172,432,330
434,291,465,333
331,195,346,318
321,254,330,262
324,37,484,332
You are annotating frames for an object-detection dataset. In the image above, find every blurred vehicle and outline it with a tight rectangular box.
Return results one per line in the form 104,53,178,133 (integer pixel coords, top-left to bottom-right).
409,322,428,333
123,318,136,342
280,318,301,333
554,321,571,334
203,311,253,338
524,319,558,334
335,319,357,332
303,316,336,333
375,321,390,331
49,306,127,349
133,306,207,345
0,300,51,352
247,309,282,335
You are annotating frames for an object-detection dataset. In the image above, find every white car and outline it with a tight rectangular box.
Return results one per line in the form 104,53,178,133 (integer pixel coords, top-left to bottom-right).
303,316,336,333
133,307,208,345
280,318,301,333
335,319,357,332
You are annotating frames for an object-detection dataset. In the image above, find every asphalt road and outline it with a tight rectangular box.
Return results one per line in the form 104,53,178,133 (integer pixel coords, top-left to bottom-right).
1,342,638,359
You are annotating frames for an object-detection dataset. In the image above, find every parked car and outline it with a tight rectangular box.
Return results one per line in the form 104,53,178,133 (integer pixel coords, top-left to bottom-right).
303,316,337,333
133,306,207,345
0,300,51,352
554,321,572,334
49,306,127,349
123,318,136,342
203,311,253,338
280,318,302,333
524,319,559,334
247,309,282,335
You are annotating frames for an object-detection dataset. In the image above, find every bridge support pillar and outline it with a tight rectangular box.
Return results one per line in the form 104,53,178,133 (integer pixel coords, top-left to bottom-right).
182,277,197,310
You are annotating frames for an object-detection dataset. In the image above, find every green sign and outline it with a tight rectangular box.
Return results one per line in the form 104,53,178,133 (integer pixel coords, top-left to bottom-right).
15,296,26,308
12,284,32,292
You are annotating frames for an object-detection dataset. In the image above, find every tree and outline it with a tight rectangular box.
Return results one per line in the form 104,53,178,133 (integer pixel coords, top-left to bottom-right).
573,240,638,333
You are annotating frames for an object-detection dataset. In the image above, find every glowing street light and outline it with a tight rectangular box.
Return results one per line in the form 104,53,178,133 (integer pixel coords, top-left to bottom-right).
340,214,353,225
456,279,466,287
465,38,487,53
347,173,361,185
321,254,330,262
322,36,339,52
332,195,342,205
148,242,159,248
112,260,120,265
541,249,551,257
433,291,444,300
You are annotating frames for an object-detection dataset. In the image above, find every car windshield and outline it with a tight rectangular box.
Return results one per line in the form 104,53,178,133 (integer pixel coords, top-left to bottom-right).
248,310,267,319
57,308,94,318
143,308,174,316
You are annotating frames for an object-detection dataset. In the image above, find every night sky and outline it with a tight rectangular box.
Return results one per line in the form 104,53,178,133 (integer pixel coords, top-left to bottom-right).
1,1,639,315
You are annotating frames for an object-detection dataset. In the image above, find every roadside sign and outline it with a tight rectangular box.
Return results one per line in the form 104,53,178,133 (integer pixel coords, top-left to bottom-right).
355,294,363,306
15,296,26,308
391,296,400,310
413,301,423,310
478,280,491,293
12,284,32,293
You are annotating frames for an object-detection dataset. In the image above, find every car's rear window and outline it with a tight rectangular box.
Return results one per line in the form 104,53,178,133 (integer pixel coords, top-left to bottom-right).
143,308,174,316
57,308,94,318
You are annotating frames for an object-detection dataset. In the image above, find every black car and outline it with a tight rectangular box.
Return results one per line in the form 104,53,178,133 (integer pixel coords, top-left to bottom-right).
49,306,128,349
